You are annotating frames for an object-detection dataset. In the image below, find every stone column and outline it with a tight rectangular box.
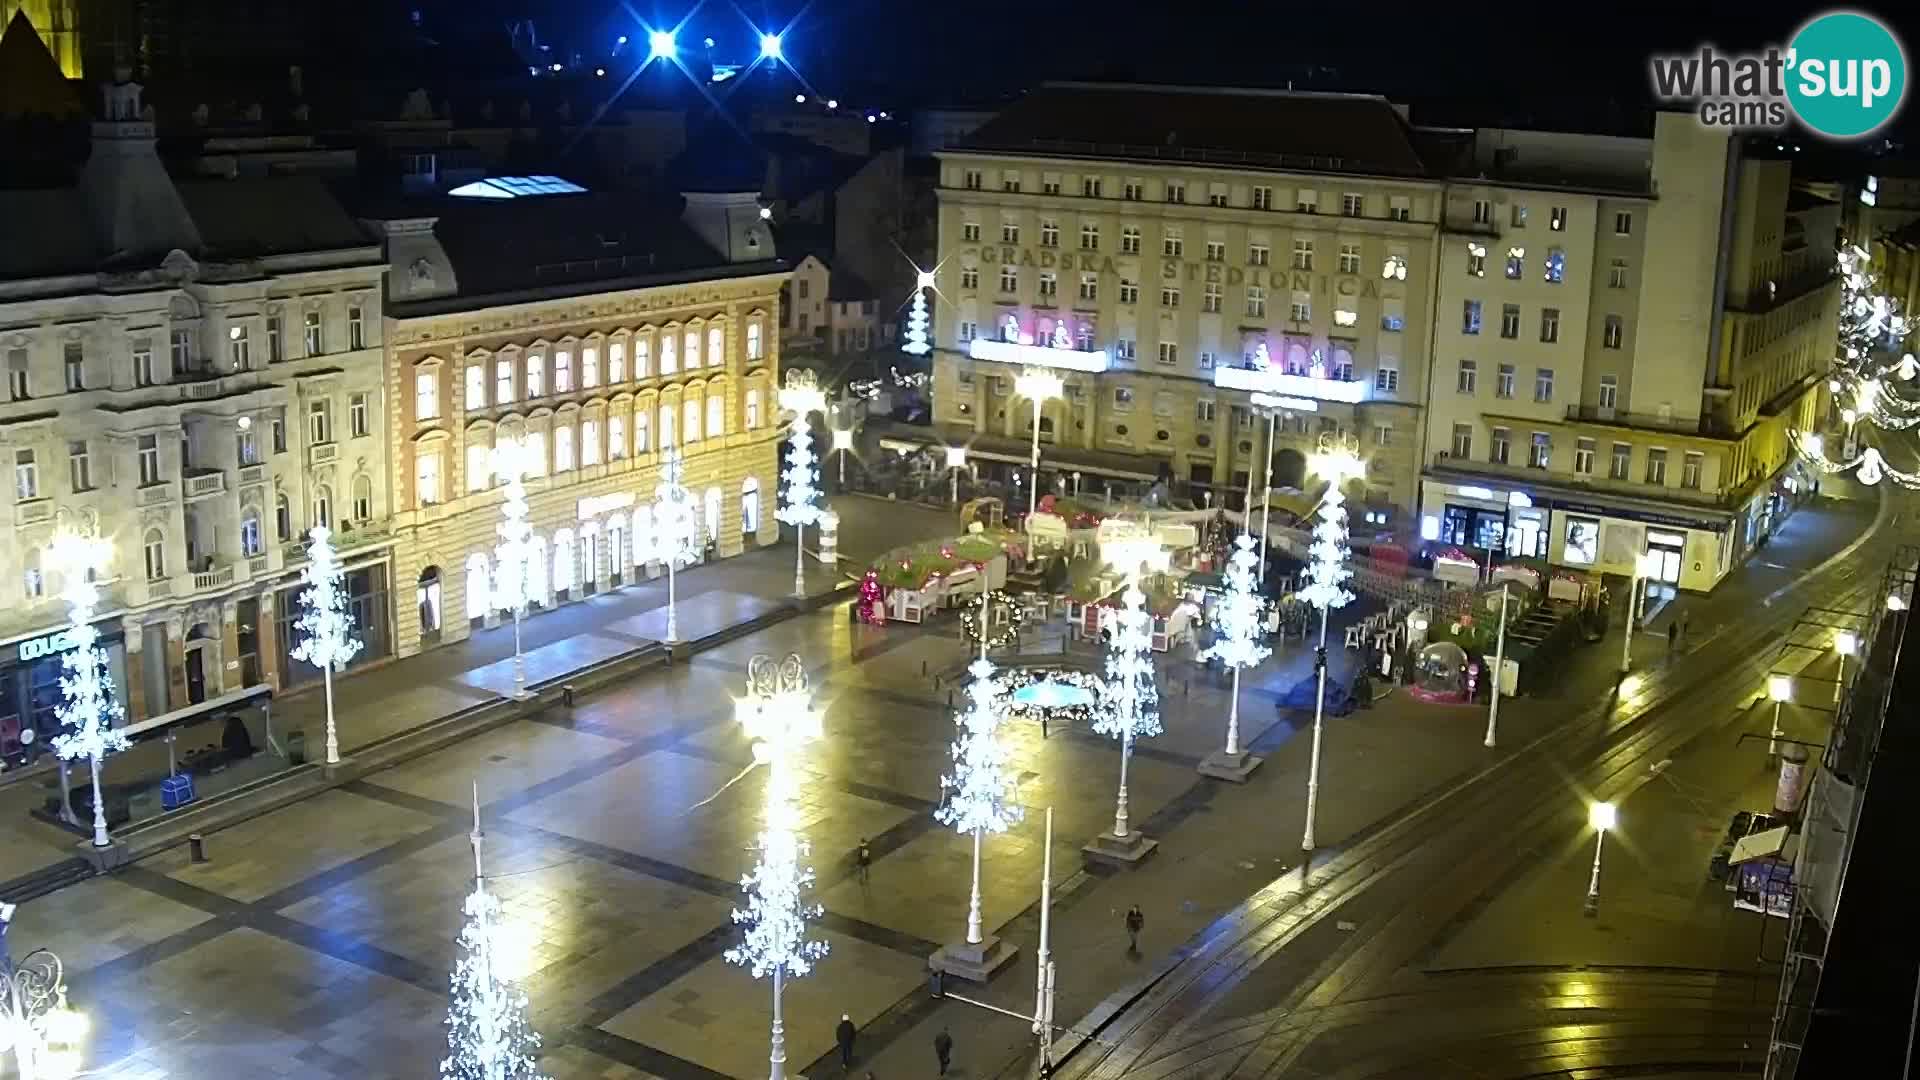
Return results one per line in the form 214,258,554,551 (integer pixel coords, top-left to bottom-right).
164,614,187,707
256,590,282,691
120,616,149,723
593,521,613,591
218,599,240,698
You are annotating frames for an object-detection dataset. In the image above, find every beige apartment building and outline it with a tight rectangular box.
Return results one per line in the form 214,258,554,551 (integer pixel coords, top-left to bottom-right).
366,183,788,659
1423,114,1840,593
925,83,1444,525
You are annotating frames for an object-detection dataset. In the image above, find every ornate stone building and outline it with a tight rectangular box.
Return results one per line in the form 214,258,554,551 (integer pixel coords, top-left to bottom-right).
365,180,787,658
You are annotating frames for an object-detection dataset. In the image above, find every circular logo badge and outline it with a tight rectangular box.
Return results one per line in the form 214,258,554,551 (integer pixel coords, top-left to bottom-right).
1786,11,1908,139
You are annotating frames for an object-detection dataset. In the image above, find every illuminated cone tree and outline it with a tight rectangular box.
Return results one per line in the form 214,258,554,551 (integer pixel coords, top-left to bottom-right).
291,525,362,766
50,533,130,847
1198,533,1271,781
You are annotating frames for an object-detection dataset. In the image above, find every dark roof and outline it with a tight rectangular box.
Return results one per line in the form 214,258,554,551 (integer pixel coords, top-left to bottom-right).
0,188,96,278
769,221,833,262
1785,188,1838,212
176,177,375,258
671,125,768,193
828,266,875,301
393,189,783,308
956,83,1440,178
0,11,80,118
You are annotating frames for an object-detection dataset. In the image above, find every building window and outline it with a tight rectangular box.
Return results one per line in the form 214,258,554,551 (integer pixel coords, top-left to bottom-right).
1466,244,1486,277
58,343,85,392
1599,375,1618,410
1205,240,1225,262
1609,258,1629,289
1295,189,1318,214
1000,266,1019,293
1341,192,1364,217
1193,399,1216,424
1121,180,1141,200
1457,358,1477,394
1338,244,1361,274
1682,451,1703,490
144,530,166,581
1534,367,1555,402
1451,423,1473,458
168,330,194,376
136,434,161,485
1500,304,1521,339
1463,300,1482,335
1603,315,1624,349
1290,239,1312,270
635,338,652,377
1614,211,1633,235
276,494,292,539
133,342,156,387
1496,363,1515,399
1550,206,1567,231
1646,448,1668,485
1003,175,1021,193
308,399,332,444
1001,221,1020,244
267,316,283,362
1511,204,1529,228
1082,176,1103,197
2,350,26,401
1080,273,1100,302
348,305,366,349
1289,296,1310,322
609,414,627,459
1121,226,1141,254
1529,432,1551,468
661,334,678,374
659,405,676,448
1540,308,1560,343
1472,199,1492,225
351,392,370,437
961,222,980,242
1246,186,1270,210
1114,339,1136,363
582,419,601,465
353,476,372,520
1157,342,1178,365
961,266,979,290
1165,181,1186,204
1040,220,1059,247
583,347,601,388
1389,196,1411,222
1119,280,1139,305
239,428,258,465
1505,247,1524,279
1160,285,1179,308
1040,272,1059,298
497,359,516,403
682,398,701,443
66,440,90,491
1575,437,1596,474
635,410,651,451
417,451,442,504
1382,307,1405,332
609,342,627,383
963,169,982,190
554,424,575,470
557,349,575,391
1203,282,1222,312
706,395,725,438
1544,248,1566,284
304,310,323,355
1163,229,1184,257
414,371,438,420
241,511,263,557
464,363,487,408
1208,186,1228,207
1610,443,1631,480
957,321,977,343
1373,423,1393,447
467,444,490,492
1375,361,1399,394
1490,427,1511,465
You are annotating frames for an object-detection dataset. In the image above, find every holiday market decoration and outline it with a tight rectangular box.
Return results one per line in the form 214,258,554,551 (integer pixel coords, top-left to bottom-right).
856,571,886,625
1300,441,1363,852
902,270,933,356
291,524,363,766
1198,534,1272,781
1794,431,1920,489
960,588,1027,650
492,438,537,699
49,533,129,847
653,447,702,642
727,654,828,1080
777,372,828,597
995,667,1105,729
442,787,545,1080
1085,568,1163,865
930,597,1024,980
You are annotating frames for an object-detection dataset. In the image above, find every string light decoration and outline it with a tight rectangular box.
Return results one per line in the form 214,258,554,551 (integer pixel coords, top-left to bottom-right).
290,525,363,766
960,588,1026,649
492,439,536,698
653,447,702,642
49,533,129,848
1093,580,1163,841
778,373,828,597
994,668,1105,727
902,270,933,356
1300,441,1364,852
727,654,828,1080
1793,430,1920,488
1199,533,1271,764
857,570,886,625
441,788,545,1080
936,600,1023,947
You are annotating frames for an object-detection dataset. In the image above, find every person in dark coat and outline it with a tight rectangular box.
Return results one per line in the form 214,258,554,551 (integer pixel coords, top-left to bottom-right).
836,1014,857,1068
1125,905,1144,952
934,1027,954,1075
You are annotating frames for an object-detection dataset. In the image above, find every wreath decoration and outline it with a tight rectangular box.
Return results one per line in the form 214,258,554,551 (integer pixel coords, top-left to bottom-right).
961,588,1027,650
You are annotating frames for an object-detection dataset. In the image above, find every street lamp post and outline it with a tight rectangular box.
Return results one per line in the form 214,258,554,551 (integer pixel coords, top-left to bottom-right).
0,934,87,1080
48,533,130,848
832,427,854,489
491,438,535,700
1485,583,1509,748
1014,368,1063,560
1247,395,1287,584
1085,539,1166,865
946,446,968,506
1768,674,1793,757
1584,801,1616,915
726,654,828,1080
1300,440,1364,852
653,447,700,643
1619,551,1658,675
1834,631,1858,703
778,375,828,598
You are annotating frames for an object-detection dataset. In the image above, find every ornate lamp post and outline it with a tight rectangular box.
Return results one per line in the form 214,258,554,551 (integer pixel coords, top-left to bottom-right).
1584,801,1617,916
652,447,701,643
1013,368,1063,560
491,438,536,700
48,533,129,848
727,654,828,1080
1299,437,1363,853
777,372,828,598
0,936,88,1080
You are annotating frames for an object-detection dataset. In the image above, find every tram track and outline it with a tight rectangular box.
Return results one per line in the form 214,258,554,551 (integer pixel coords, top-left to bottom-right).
1052,502,1900,1080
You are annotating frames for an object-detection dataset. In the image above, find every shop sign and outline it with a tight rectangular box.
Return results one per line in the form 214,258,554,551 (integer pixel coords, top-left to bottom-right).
16,628,78,662
1550,499,1726,533
578,491,637,521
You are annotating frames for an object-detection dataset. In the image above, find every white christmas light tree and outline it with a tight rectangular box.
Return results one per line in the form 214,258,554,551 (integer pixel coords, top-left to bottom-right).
902,270,933,356
777,374,827,597
442,785,545,1080
727,654,828,1080
492,439,536,700
933,599,1023,966
1089,540,1163,858
1198,533,1271,780
652,447,702,643
290,525,362,766
50,533,129,848
1299,443,1362,852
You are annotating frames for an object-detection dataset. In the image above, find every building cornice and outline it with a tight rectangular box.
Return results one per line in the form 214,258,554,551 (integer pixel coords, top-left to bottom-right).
386,270,789,350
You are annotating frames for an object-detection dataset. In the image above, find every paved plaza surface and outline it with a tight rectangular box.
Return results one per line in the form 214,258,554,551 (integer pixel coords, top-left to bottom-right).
0,486,1892,1079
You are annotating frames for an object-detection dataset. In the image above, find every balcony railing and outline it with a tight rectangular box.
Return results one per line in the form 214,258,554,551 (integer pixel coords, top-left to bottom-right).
192,564,235,592
184,470,226,499
1430,451,1735,508
308,442,339,465
1563,404,1733,438
17,499,52,524
238,464,266,486
136,481,176,506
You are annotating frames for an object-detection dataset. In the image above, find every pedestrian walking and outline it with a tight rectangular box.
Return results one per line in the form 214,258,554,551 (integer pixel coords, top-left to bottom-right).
836,1014,857,1069
855,838,872,885
1125,904,1144,953
1678,609,1692,648
1666,620,1679,656
934,1027,954,1076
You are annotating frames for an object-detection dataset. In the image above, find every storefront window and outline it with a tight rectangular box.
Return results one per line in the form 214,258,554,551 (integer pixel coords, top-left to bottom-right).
276,565,390,688
1563,518,1600,565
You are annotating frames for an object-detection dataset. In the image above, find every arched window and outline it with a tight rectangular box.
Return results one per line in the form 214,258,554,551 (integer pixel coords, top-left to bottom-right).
608,414,626,460
1285,342,1308,375
741,477,761,534
706,394,725,439
634,335,652,378
22,546,43,599
240,508,263,557
183,509,203,566
313,485,333,529
352,474,373,521
554,349,573,393
275,493,292,540
143,530,166,581
661,332,678,375
582,346,600,388
1331,346,1354,381
706,325,724,366
683,398,702,444
526,351,545,397
552,528,574,592
635,409,651,452
577,524,595,586
417,566,443,633
659,404,676,448
582,419,601,465
465,552,491,620
684,329,701,370
703,486,722,546
746,389,761,429
631,505,654,565
608,341,626,383
526,430,547,476
746,320,763,361
554,424,575,471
